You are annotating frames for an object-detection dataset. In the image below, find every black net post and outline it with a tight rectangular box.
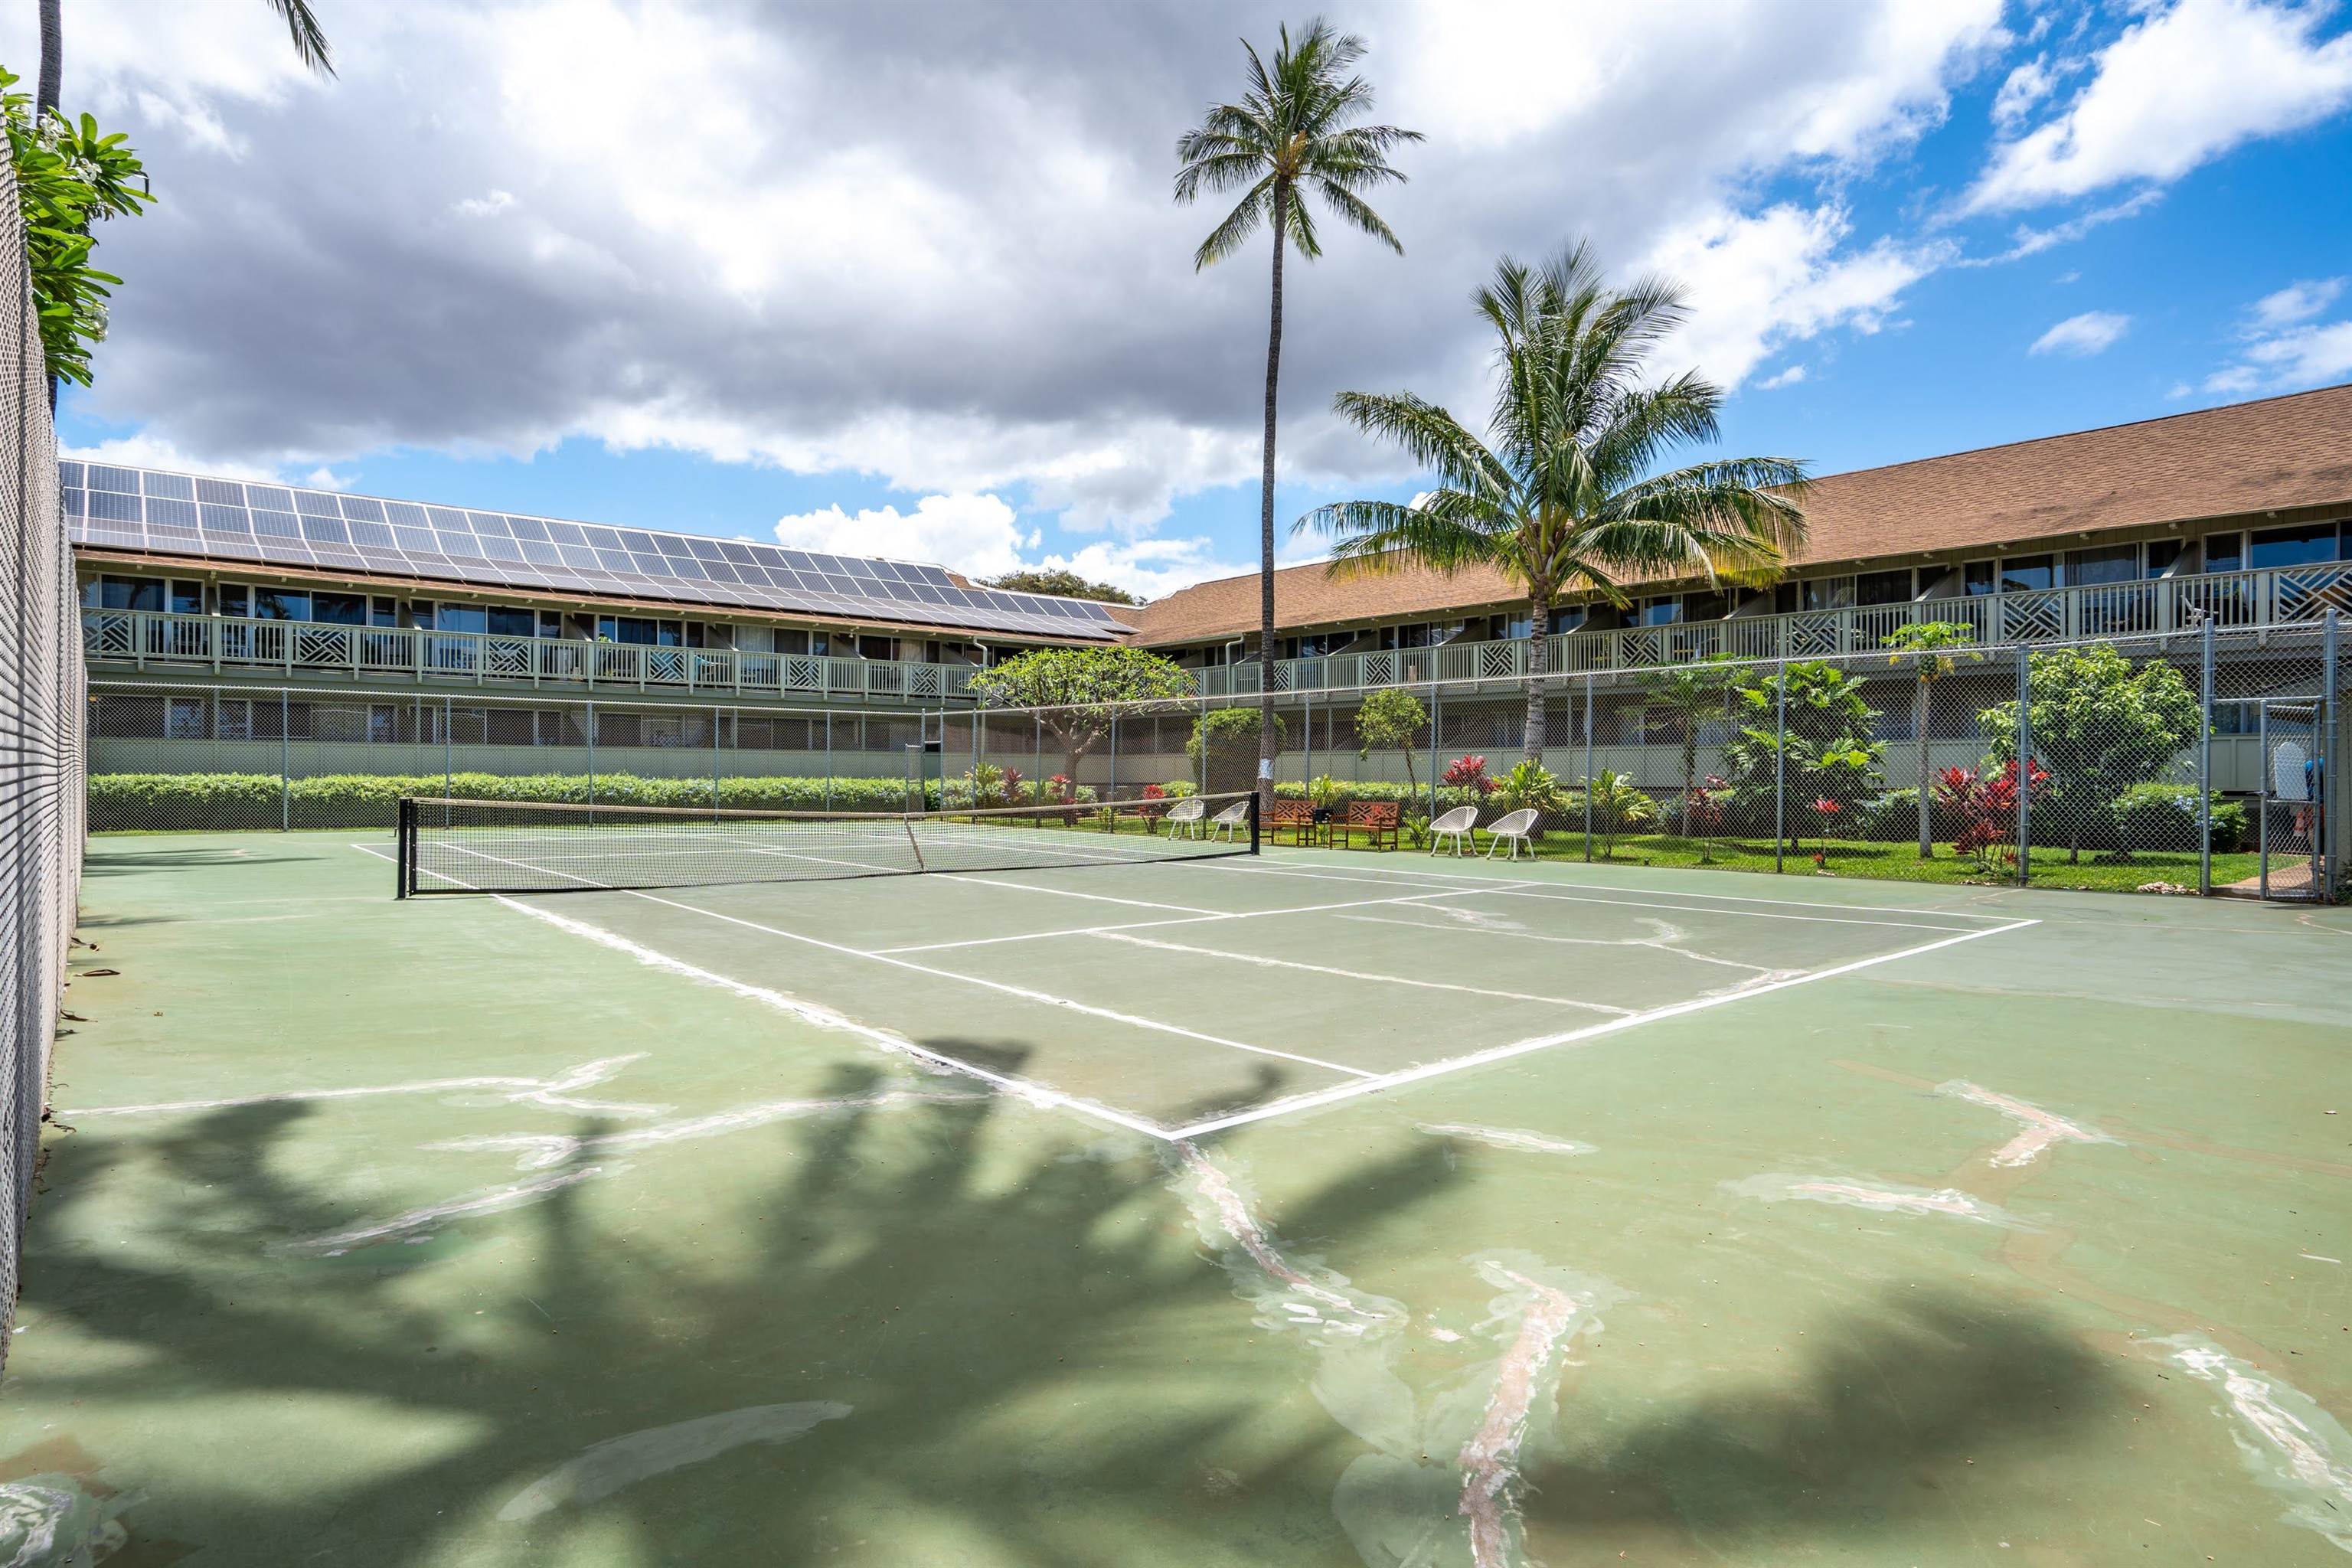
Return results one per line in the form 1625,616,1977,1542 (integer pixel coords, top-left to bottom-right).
1247,788,1260,855
395,796,415,898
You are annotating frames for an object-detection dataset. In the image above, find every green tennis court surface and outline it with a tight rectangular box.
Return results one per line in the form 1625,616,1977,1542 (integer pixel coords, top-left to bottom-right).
8,831,2349,1566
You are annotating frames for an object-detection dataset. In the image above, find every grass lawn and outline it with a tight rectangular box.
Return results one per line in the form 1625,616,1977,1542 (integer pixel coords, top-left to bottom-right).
1411,831,2262,893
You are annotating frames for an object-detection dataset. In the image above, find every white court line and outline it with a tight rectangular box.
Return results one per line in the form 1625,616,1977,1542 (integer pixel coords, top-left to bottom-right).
423,840,1375,1082
1088,929,1632,1014
942,874,1222,916
1219,854,2018,923
1336,912,1781,975
357,843,1174,1138
1164,918,2040,1139
1209,861,1988,933
871,887,1502,955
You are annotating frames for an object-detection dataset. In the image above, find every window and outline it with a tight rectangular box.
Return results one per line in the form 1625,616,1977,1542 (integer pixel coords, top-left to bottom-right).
436,603,488,634
859,635,897,662
2249,521,2341,570
537,611,565,639
1488,612,1533,640
252,587,311,620
1682,591,1729,622
215,700,251,740
1773,583,1799,615
166,697,204,739
96,576,165,612
2145,539,2185,578
169,580,203,614
313,592,368,626
2203,532,2244,573
1802,577,1855,612
2066,544,2138,586
776,627,812,655
732,624,773,653
372,596,400,628
1998,554,2054,593
220,584,250,618
1638,597,1682,626
1855,570,1912,606
486,606,534,638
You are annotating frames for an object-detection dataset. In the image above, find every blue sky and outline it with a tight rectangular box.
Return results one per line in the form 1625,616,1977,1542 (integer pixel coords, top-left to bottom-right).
24,0,2352,595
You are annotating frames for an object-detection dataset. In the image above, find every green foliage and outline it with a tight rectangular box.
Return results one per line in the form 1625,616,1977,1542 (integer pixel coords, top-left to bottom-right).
1307,773,1344,808
1158,778,1198,799
969,645,1193,776
1979,646,2202,856
2111,782,2246,854
90,772,926,831
1354,687,1427,788
1187,706,1286,794
2,67,152,388
1642,662,1735,831
1569,768,1658,856
978,568,1138,606
1881,619,1978,672
1720,662,1886,834
1494,760,1569,816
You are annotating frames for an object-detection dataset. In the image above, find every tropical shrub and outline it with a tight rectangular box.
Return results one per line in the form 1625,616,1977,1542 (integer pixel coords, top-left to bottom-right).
1354,688,1428,789
1570,768,1657,857
1932,760,2047,873
1721,662,1885,842
2111,782,2246,853
1442,753,1498,795
1979,645,2201,861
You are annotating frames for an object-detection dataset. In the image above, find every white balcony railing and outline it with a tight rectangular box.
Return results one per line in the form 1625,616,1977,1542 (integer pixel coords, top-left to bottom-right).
81,609,982,703
1194,561,2352,697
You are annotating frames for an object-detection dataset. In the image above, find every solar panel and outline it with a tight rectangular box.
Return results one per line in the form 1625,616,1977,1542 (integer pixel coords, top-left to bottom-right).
63,463,1122,639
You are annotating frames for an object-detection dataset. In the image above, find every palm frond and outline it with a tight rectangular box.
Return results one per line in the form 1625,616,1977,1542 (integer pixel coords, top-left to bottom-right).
1306,178,1403,253
1304,497,1514,581
1191,177,1272,270
1329,390,1511,498
266,0,335,77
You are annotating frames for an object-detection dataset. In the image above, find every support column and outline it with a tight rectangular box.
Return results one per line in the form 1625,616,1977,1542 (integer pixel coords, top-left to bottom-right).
2199,618,2215,895
2014,645,2033,886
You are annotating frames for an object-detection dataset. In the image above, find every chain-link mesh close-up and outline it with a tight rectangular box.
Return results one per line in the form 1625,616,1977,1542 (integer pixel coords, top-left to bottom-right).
0,156,81,1367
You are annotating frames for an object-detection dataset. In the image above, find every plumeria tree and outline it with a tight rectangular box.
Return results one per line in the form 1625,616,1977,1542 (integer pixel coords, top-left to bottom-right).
969,647,1195,787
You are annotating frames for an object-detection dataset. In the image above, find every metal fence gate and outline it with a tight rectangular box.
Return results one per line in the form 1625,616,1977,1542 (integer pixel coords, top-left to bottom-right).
2257,697,2325,901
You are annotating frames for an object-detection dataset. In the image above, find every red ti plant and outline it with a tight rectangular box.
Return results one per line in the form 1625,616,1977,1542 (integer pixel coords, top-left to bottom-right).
1138,782,1168,820
1443,753,1498,795
1001,766,1024,805
1681,774,1730,834
1046,773,1078,806
1808,796,1843,862
1935,758,2047,871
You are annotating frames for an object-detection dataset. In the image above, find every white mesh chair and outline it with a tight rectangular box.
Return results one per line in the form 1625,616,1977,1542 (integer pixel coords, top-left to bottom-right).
1162,797,1207,838
1207,799,1251,841
1481,807,1539,861
1428,805,1479,856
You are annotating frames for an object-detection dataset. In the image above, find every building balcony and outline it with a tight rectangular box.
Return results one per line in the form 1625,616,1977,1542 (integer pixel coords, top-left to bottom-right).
81,609,984,704
1194,560,2352,697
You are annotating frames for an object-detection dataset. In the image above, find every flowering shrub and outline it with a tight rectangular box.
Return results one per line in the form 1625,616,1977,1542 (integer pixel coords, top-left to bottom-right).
1681,773,1730,835
1935,758,2048,871
1044,773,1079,805
1442,754,1498,795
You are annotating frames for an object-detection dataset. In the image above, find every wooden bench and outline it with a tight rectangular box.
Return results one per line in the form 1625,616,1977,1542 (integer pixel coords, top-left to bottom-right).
1333,799,1400,850
1266,799,1318,846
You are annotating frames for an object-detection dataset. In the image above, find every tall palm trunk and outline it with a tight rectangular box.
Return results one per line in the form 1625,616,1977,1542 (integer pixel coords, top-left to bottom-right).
1254,178,1289,812
36,0,61,121
1521,596,1550,761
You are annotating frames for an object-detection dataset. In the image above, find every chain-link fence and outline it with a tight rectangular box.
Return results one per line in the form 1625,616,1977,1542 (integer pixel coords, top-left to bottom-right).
0,155,80,1366
88,617,2343,899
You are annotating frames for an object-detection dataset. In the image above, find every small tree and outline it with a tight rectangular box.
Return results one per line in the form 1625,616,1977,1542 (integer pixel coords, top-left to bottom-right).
1721,662,1885,851
1642,662,1735,837
980,567,1138,606
1978,645,2201,862
1883,622,1978,858
969,647,1194,785
1354,688,1427,794
1187,706,1288,795
1578,768,1658,858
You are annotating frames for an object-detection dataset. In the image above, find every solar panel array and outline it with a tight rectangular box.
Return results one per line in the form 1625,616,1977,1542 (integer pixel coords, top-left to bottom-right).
62,462,1126,640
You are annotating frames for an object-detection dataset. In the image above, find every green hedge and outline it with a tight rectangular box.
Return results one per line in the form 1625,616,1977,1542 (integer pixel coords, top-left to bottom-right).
91,772,926,831
2111,782,2248,853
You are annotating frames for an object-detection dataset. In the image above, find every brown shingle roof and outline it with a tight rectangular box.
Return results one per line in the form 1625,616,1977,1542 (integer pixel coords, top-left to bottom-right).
1125,382,2352,646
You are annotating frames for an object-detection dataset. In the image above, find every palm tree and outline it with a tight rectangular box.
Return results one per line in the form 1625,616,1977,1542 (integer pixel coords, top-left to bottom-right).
1300,242,1810,763
1174,18,1419,809
37,0,333,119
1644,661,1735,838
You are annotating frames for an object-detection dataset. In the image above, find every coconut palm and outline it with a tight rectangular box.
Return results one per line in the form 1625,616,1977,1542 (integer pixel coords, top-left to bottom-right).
1643,661,1736,835
37,0,333,120
1301,242,1811,762
1174,18,1419,807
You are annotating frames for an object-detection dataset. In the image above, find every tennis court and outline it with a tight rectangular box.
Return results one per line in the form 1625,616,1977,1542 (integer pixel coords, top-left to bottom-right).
385,795,2037,1137
8,821,2350,1566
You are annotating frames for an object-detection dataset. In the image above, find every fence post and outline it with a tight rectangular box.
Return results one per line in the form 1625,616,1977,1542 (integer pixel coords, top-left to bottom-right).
2259,700,2270,900
1583,672,1596,864
1772,662,1786,874
2199,617,2215,895
713,703,723,812
586,699,596,806
1428,679,1442,822
2324,609,2340,899
2014,645,2032,886
279,689,290,831
823,710,833,810
443,694,453,801
1108,708,1119,802
1034,714,1045,802
1304,692,1314,792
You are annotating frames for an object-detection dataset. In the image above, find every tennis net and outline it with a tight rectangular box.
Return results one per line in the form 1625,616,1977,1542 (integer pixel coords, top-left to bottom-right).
397,792,1259,896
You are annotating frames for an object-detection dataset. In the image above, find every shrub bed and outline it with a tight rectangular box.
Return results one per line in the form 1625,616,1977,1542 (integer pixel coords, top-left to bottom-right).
90,772,928,831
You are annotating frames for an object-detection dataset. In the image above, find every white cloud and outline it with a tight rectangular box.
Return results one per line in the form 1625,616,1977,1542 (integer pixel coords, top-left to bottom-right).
2251,277,2347,328
1968,0,2352,211
1991,57,2055,128
1038,537,1256,601
1758,364,1808,389
2204,319,2352,395
773,494,1038,580
1644,204,1933,387
2029,311,2131,356
61,433,285,482
453,190,516,219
